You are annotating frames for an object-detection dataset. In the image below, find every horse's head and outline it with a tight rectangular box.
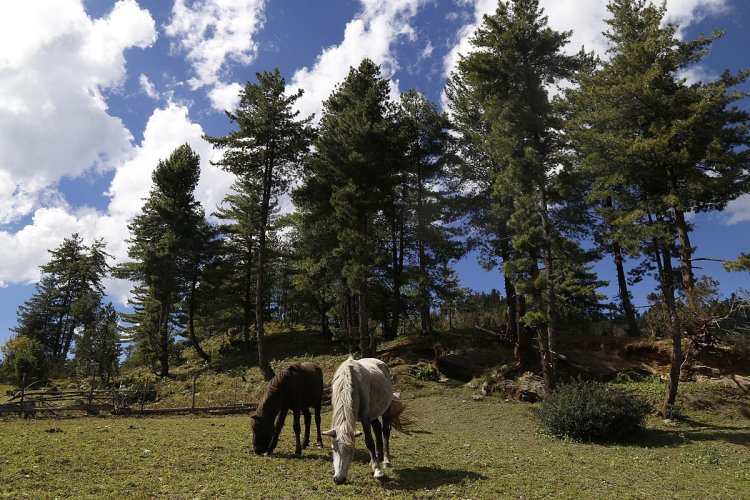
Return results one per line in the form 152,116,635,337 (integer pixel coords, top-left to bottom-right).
250,414,275,455
323,428,362,484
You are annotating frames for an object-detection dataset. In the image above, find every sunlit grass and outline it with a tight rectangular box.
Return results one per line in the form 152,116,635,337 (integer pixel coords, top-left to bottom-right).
2,379,749,498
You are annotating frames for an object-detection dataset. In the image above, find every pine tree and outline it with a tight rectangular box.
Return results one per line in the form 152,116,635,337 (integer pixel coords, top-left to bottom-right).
114,144,207,377
205,69,313,380
570,0,750,414
12,234,110,373
73,303,121,385
396,89,462,335
296,59,399,356
447,0,582,389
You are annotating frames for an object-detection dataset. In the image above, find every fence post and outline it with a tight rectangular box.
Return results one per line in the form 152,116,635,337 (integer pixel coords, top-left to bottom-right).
191,374,197,412
87,372,95,415
19,372,26,418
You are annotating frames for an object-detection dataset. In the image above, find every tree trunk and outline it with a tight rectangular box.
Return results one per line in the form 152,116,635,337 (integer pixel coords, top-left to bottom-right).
359,287,373,357
242,246,254,359
385,217,404,341
538,188,557,391
416,166,432,334
530,255,554,392
515,294,531,366
674,208,697,309
613,242,640,337
658,241,684,416
255,164,275,382
159,300,170,377
188,268,211,363
504,276,520,364
320,309,331,339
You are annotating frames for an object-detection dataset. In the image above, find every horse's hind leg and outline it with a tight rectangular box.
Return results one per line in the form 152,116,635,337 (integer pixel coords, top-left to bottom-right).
302,408,312,448
362,420,385,479
314,405,323,448
292,408,303,456
381,413,392,466
371,418,384,463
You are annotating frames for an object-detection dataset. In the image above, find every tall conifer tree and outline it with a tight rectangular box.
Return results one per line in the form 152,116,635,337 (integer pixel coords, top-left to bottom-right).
569,0,750,414
206,69,313,380
115,144,207,377
447,0,582,389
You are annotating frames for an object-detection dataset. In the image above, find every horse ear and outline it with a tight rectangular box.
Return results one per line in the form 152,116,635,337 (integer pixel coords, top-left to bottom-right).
354,430,362,437
322,429,336,438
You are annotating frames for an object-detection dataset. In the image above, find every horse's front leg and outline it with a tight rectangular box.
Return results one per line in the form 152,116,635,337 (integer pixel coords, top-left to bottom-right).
362,420,385,479
302,408,312,449
269,406,288,454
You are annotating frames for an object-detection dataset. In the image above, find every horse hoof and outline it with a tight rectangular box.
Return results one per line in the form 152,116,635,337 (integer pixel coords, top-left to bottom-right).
374,470,386,480
383,460,391,468
315,442,323,448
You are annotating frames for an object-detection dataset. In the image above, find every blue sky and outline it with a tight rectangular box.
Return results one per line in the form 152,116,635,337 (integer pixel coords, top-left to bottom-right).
1,0,749,347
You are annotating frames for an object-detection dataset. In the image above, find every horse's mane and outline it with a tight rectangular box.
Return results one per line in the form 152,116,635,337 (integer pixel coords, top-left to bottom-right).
330,358,356,449
256,364,294,415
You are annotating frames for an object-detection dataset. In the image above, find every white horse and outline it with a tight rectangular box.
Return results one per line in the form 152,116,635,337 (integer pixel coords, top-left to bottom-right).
323,357,394,484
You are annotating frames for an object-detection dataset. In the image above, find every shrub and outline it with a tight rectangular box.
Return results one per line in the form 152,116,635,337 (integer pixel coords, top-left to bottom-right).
535,380,651,442
414,362,439,381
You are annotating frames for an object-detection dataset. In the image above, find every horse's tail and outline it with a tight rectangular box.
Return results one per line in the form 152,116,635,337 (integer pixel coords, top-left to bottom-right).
386,395,415,434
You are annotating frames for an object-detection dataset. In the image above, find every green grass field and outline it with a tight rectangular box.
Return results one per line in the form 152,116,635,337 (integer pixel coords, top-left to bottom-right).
2,377,749,499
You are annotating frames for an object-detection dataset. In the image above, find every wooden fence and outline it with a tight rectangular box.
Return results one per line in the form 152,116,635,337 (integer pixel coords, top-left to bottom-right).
1,381,332,418
0,385,257,417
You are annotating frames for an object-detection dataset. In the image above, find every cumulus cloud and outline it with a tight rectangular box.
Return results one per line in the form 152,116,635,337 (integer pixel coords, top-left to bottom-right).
0,0,156,224
0,102,234,302
726,195,750,225
289,0,428,120
207,82,243,113
443,0,729,84
165,0,265,110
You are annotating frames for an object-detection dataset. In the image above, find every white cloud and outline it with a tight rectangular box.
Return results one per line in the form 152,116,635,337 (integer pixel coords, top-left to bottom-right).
289,0,428,120
664,0,728,31
440,0,730,111
165,0,265,112
0,102,234,302
442,0,495,81
0,0,156,224
726,195,750,225
443,0,729,85
139,74,160,99
207,82,243,112
420,40,434,59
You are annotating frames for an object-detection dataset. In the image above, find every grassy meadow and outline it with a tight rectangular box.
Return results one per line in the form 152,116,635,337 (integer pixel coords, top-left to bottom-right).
2,371,749,499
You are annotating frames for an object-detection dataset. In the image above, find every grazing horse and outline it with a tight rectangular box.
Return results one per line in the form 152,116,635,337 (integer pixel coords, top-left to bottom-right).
250,362,324,456
324,357,395,484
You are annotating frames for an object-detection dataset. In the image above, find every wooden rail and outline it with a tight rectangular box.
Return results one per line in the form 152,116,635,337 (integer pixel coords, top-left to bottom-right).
0,387,259,417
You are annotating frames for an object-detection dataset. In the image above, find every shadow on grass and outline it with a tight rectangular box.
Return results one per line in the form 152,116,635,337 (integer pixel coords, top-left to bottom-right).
381,467,487,492
270,450,331,462
627,421,750,448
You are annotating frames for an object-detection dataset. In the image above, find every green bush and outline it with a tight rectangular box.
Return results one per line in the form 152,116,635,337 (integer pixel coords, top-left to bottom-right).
535,380,651,442
414,361,439,381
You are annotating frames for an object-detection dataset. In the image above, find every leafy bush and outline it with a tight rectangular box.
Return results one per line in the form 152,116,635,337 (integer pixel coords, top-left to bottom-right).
414,362,439,381
0,336,46,385
535,380,651,442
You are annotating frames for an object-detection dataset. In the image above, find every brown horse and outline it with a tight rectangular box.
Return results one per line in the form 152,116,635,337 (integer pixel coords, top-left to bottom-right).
250,362,324,456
